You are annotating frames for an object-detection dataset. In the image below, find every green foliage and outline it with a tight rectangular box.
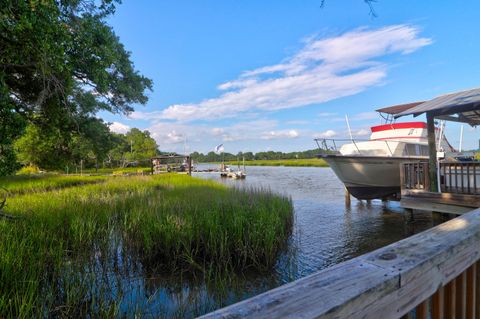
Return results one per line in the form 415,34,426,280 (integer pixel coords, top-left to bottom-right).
0,0,152,175
0,174,292,317
191,148,321,163
124,128,158,161
16,165,40,175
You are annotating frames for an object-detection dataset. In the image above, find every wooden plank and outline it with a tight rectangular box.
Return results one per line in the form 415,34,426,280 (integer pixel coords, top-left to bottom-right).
400,162,406,193
400,197,474,215
466,264,475,319
201,258,400,319
467,164,471,194
445,280,456,319
456,272,466,319
201,209,480,319
476,261,480,319
473,165,477,194
424,162,430,191
415,301,428,319
427,112,438,192
432,286,444,319
401,190,480,208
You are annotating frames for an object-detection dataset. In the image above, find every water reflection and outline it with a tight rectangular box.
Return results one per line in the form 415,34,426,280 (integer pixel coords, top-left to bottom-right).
110,166,443,317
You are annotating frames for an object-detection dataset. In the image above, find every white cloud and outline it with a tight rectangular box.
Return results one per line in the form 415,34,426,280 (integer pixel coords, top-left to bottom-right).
146,119,305,151
314,130,338,138
350,112,378,121
157,25,431,121
261,129,300,140
109,121,130,134
318,112,338,118
352,128,370,136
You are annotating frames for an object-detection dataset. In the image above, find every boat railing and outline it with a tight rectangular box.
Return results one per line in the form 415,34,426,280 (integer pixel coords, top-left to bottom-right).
315,138,427,158
201,208,480,318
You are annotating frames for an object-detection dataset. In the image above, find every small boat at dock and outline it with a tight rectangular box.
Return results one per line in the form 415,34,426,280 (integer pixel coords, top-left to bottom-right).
219,158,247,179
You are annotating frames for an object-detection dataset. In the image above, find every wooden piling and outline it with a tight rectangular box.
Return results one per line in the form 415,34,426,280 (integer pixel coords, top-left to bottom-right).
345,187,351,207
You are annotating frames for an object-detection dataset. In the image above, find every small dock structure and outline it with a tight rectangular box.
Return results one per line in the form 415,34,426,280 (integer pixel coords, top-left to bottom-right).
151,154,192,175
396,88,480,214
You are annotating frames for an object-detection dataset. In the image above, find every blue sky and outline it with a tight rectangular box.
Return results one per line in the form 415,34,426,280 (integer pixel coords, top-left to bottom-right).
101,0,480,153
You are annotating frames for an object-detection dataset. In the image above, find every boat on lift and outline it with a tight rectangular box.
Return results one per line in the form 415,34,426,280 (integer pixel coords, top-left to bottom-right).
316,102,455,200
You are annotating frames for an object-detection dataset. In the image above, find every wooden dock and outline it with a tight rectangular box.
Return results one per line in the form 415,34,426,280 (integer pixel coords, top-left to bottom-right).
400,161,480,214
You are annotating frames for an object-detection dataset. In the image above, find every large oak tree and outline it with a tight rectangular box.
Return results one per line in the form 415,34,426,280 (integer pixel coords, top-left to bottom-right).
0,0,152,174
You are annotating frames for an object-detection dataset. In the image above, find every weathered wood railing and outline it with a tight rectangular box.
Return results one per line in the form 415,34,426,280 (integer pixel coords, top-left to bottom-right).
400,161,430,191
441,161,480,195
401,161,480,195
201,209,480,319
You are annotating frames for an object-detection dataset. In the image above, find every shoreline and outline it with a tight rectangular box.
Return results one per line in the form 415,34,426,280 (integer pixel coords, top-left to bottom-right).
201,158,328,167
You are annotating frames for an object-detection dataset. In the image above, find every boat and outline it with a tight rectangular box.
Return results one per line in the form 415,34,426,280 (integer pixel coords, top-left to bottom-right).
219,158,247,179
316,103,455,200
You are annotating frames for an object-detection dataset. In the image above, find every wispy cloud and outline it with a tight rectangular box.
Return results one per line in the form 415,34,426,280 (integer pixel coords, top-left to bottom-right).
261,129,300,140
350,112,378,121
157,25,431,121
146,119,305,151
109,121,130,134
314,130,338,138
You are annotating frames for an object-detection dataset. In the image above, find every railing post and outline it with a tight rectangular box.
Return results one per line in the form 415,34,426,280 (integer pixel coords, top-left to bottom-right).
415,301,428,319
445,280,456,319
432,286,445,319
427,112,438,192
456,272,467,319
476,260,480,319
466,264,476,319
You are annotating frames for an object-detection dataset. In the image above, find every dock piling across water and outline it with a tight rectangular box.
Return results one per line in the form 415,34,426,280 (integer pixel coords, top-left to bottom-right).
344,186,351,207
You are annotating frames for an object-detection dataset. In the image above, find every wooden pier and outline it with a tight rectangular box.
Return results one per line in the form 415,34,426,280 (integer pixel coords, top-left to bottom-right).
400,161,480,214
151,155,192,175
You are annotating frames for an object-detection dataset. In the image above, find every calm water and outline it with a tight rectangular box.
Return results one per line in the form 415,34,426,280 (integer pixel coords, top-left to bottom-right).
117,166,444,317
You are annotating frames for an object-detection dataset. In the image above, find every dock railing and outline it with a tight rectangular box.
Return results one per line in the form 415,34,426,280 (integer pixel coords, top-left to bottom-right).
201,208,480,319
441,161,480,195
401,161,480,195
400,161,430,191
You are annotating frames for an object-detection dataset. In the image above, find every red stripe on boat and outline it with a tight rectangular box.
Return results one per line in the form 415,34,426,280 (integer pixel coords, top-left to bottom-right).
371,122,427,132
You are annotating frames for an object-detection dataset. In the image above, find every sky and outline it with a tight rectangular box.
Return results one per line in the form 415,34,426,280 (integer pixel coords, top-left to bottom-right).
101,0,480,154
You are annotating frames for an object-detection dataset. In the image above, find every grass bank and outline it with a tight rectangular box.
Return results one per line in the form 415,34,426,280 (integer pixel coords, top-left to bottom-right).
2,174,107,195
218,158,328,167
0,174,292,317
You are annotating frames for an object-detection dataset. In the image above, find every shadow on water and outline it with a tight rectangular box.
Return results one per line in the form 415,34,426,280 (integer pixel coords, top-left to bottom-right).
80,165,444,318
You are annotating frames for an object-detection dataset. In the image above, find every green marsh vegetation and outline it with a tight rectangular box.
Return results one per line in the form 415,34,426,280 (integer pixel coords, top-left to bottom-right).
0,174,293,317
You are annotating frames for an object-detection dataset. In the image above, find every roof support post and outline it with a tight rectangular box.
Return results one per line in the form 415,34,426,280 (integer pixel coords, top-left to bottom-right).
427,112,438,192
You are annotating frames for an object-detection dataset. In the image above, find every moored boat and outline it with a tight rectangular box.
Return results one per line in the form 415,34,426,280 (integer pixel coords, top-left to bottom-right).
316,104,455,200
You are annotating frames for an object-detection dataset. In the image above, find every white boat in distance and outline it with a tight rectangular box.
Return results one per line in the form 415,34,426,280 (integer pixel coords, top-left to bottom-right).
316,104,455,200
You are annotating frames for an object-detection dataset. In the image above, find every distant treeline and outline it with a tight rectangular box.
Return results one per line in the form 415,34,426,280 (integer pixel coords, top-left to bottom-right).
190,149,319,162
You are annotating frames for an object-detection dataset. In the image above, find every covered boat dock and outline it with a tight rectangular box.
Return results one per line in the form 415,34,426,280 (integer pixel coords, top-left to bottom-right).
394,87,480,214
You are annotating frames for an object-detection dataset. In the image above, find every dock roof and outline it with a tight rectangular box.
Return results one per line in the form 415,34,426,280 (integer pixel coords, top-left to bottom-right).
395,87,480,125
376,101,425,115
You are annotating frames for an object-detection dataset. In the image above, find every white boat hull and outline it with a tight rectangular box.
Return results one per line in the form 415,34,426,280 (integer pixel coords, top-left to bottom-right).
322,155,426,200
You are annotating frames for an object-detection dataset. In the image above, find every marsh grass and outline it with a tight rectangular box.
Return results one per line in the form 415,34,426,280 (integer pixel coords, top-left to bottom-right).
0,174,293,317
1,174,107,195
